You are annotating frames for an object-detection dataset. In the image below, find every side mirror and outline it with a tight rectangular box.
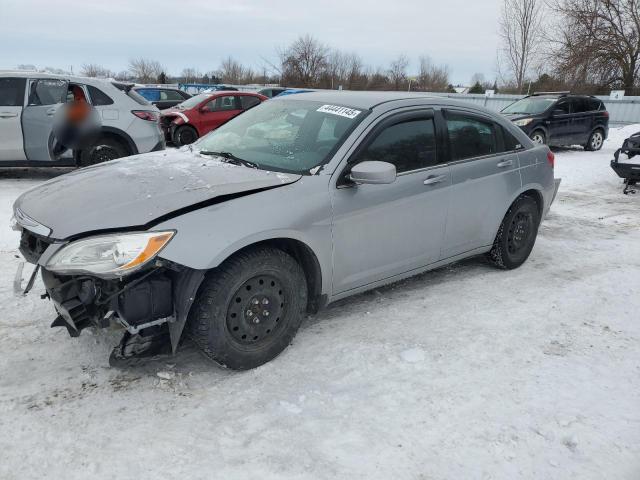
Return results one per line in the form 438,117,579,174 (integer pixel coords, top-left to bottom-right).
349,161,396,185
552,109,565,117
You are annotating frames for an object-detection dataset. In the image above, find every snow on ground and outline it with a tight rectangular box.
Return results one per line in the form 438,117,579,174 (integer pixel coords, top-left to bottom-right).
1,129,639,479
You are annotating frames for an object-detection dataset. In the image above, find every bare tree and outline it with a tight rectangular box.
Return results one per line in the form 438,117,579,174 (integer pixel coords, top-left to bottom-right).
279,35,329,87
181,67,201,83
128,58,164,83
417,56,450,91
81,63,114,78
499,0,544,93
548,0,640,92
218,57,245,84
388,54,409,90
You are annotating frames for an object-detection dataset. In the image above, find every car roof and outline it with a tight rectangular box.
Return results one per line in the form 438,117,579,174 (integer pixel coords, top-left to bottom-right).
272,90,486,111
0,70,117,87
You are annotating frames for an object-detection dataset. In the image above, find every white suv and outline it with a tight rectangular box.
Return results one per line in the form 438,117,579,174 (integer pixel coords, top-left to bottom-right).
0,71,164,166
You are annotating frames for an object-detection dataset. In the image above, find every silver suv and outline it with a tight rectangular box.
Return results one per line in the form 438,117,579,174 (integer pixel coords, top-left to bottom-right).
0,71,164,166
13,91,559,370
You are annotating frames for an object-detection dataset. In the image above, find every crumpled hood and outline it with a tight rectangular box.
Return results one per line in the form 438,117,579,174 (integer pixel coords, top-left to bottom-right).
14,150,301,240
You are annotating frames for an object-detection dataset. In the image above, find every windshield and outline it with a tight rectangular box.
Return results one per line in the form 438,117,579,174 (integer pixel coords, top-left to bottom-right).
195,100,367,174
502,98,556,115
178,93,211,109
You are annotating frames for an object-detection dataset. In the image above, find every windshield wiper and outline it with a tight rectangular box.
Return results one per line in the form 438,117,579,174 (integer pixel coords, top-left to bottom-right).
199,150,259,169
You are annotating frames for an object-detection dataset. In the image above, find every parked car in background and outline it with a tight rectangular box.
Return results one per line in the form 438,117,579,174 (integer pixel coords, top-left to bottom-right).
13,91,559,370
205,85,239,92
133,86,191,110
257,87,288,98
0,72,163,166
278,88,315,97
161,91,267,146
502,92,609,150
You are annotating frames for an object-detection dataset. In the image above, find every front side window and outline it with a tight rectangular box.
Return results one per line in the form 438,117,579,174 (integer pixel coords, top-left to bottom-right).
502,98,555,115
555,100,571,114
355,118,437,173
0,78,26,106
446,113,497,160
28,79,67,106
196,100,367,174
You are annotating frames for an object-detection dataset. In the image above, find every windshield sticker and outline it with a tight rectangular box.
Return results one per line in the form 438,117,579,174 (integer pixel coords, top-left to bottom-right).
317,105,361,119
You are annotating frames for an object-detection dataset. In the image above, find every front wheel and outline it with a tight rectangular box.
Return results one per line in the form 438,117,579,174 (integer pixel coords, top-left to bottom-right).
585,129,604,151
530,130,546,145
487,195,541,270
172,125,198,147
188,247,308,370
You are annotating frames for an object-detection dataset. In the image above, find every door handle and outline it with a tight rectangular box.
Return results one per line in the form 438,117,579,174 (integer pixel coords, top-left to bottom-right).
496,159,513,168
0,112,18,118
423,174,446,185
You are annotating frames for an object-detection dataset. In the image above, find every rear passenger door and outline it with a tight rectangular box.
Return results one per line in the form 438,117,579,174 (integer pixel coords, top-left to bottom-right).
442,110,522,258
330,110,451,294
0,77,27,161
22,78,68,161
568,97,591,144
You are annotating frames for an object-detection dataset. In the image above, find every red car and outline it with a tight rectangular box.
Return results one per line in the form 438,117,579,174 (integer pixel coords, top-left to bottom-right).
161,91,267,146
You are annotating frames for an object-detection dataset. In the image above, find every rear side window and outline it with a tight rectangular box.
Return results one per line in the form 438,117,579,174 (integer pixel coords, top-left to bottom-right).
0,78,26,106
446,113,497,160
87,85,114,106
356,118,437,173
586,98,603,111
240,95,261,110
160,90,183,101
571,98,588,113
28,79,67,106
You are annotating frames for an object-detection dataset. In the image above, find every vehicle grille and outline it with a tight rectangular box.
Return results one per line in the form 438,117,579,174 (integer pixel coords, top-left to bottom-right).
19,229,52,264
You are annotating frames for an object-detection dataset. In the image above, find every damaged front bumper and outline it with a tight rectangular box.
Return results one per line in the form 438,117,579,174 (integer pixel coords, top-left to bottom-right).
16,227,205,361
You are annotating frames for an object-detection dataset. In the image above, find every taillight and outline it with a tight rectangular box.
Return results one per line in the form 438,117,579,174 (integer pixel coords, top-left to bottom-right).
132,110,158,122
603,110,609,118
546,150,555,168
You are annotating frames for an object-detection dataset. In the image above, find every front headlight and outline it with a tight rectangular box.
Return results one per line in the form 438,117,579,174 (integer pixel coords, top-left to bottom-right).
46,231,175,277
514,118,533,127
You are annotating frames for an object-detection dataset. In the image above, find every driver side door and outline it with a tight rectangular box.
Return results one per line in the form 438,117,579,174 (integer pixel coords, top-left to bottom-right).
330,109,451,294
21,78,68,161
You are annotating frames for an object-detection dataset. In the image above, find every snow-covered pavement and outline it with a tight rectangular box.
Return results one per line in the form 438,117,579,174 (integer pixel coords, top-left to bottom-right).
1,128,639,479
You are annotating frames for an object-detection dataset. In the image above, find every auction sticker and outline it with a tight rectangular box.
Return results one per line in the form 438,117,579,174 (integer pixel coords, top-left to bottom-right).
317,105,361,119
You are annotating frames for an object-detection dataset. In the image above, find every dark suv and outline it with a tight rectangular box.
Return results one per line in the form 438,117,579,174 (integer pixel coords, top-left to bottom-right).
502,92,609,151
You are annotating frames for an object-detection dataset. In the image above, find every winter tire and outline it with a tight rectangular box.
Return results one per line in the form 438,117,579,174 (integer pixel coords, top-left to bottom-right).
487,195,541,270
585,129,604,151
188,247,308,370
172,125,198,146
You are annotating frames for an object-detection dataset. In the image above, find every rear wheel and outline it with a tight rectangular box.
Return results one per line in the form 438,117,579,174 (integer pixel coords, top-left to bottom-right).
172,125,198,146
188,247,308,370
530,130,546,145
79,136,128,166
585,129,604,151
487,195,541,270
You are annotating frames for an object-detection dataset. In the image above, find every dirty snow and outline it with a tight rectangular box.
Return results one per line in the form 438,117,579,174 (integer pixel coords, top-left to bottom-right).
1,127,639,479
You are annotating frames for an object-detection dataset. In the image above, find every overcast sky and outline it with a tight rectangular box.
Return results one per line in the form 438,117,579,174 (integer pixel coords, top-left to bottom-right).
0,0,502,85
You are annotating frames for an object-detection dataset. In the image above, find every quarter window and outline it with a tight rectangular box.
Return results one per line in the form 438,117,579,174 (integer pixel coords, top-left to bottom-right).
0,78,26,106
355,118,437,173
446,113,497,160
87,85,114,106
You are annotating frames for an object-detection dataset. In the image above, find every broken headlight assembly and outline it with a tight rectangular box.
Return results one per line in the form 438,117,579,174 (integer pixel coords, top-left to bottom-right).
46,231,175,277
